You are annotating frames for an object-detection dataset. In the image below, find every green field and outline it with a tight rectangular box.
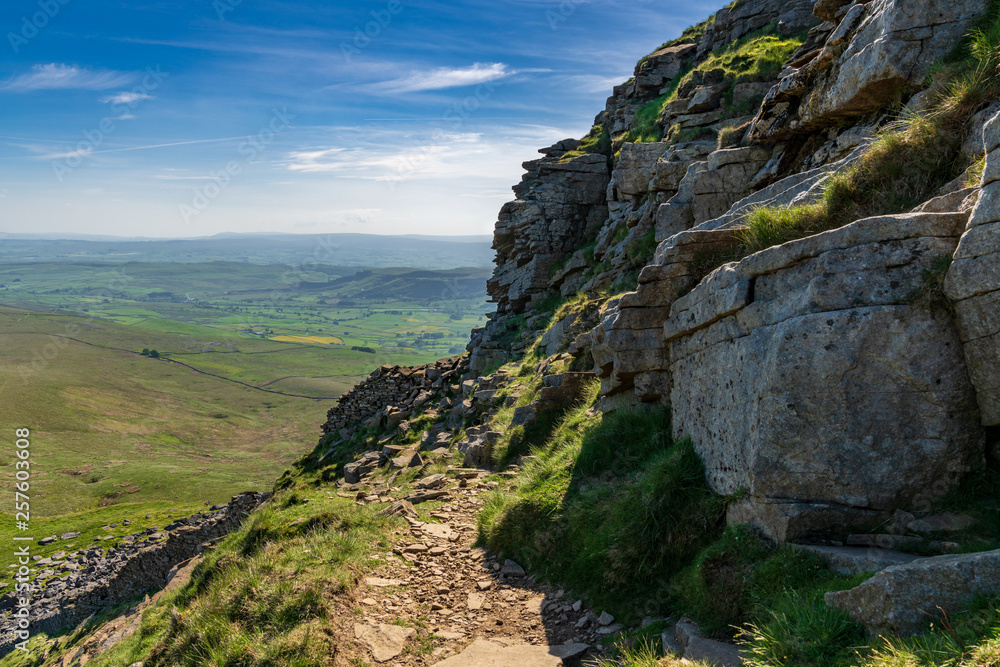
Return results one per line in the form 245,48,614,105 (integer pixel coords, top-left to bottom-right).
0,259,491,567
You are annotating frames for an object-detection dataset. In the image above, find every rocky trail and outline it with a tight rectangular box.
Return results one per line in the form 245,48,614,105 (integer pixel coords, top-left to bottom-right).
337,469,613,666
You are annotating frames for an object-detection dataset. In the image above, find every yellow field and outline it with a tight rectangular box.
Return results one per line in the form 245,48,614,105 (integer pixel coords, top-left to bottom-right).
270,335,345,345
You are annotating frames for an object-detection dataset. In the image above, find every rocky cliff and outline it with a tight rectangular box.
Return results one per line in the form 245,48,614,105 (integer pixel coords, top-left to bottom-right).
469,0,1000,544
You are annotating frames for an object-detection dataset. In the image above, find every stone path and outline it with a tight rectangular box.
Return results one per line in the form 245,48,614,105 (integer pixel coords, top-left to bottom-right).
341,470,613,666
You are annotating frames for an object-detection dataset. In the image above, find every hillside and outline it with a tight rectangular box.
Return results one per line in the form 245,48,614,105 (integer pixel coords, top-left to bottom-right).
5,0,1000,665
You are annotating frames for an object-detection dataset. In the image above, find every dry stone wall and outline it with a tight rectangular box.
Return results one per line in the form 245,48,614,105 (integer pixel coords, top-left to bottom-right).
0,492,266,657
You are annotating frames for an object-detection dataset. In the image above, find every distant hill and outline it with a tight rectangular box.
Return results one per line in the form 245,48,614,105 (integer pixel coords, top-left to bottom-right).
0,233,495,269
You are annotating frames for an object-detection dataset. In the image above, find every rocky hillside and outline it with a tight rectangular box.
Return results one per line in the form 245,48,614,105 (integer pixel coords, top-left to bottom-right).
8,0,1000,665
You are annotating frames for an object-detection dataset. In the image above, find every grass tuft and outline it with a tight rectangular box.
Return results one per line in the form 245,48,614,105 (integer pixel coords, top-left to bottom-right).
478,388,727,621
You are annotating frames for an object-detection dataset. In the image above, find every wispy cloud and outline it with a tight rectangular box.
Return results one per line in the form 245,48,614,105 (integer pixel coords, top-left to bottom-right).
369,63,513,94
101,91,154,105
1,64,137,92
280,126,574,182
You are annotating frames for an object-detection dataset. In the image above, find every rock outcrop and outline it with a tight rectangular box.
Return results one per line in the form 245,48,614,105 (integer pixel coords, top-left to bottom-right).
668,212,984,540
470,0,998,545
750,0,992,141
826,549,1000,635
946,112,1000,428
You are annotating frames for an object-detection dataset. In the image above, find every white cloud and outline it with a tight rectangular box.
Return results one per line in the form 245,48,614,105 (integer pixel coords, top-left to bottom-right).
1,64,137,92
101,91,153,105
281,124,576,184
369,63,513,94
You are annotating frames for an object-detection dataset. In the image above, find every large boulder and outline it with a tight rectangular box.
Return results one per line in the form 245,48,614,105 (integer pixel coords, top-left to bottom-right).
826,549,1000,635
666,212,984,541
945,110,1000,426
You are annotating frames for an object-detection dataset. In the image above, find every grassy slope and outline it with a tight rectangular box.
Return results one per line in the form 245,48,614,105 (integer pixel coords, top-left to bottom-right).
0,300,457,568
1,430,473,667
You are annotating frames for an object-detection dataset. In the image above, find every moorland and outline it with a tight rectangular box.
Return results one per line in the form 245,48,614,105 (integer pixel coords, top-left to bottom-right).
0,236,492,565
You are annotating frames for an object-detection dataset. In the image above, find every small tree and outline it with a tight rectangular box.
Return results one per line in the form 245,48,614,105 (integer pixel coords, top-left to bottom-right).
148,349,160,358
140,348,150,356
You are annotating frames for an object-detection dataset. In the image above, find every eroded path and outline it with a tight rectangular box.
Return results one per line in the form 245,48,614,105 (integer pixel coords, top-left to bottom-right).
338,469,618,666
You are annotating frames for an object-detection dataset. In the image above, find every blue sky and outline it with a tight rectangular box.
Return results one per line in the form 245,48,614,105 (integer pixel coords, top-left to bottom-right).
0,0,716,238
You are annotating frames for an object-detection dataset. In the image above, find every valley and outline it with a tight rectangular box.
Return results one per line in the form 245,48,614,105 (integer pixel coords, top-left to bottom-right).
0,254,491,568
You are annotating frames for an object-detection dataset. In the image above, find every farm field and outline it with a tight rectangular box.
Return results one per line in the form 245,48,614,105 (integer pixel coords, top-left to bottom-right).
0,258,492,566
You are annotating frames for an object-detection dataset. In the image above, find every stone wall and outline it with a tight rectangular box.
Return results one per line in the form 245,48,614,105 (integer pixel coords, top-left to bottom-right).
0,492,266,657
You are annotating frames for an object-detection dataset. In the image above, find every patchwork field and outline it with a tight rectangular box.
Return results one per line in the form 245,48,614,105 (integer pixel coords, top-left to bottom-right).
0,258,491,567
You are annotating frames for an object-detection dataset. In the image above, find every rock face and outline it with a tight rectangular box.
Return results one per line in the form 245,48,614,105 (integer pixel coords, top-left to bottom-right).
666,212,983,540
750,0,991,141
826,549,1000,635
946,110,1000,426
465,0,998,548
321,356,467,437
489,150,610,316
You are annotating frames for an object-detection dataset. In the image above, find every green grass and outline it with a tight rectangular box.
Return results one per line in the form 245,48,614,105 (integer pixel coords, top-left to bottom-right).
560,124,613,162
685,31,801,87
721,5,1000,262
628,92,676,144
741,596,1000,667
0,278,480,571
0,261,490,359
625,30,803,145
719,110,968,265
477,382,727,622
626,228,659,265
86,488,399,667
672,526,866,638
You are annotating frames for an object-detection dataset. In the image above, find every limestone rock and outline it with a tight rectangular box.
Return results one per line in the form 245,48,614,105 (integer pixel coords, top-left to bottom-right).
945,109,1000,425
501,559,526,577
354,623,415,662
796,545,923,575
667,213,983,540
906,511,975,534
751,0,991,141
813,0,853,22
673,619,742,666
431,639,565,666
825,549,1000,635
615,142,672,196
